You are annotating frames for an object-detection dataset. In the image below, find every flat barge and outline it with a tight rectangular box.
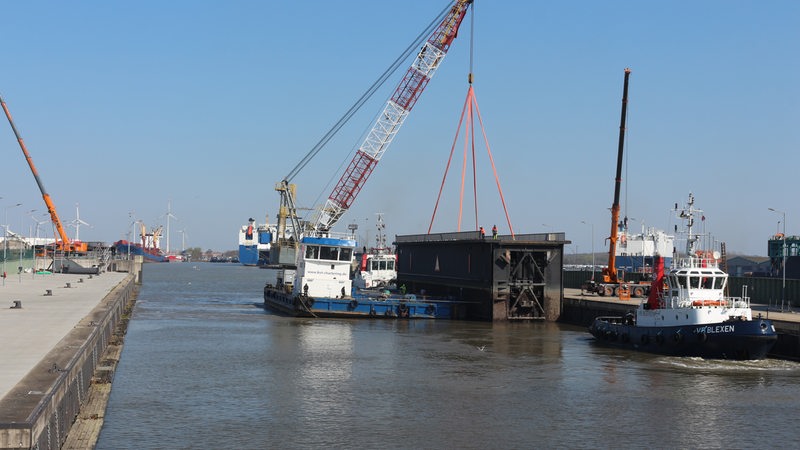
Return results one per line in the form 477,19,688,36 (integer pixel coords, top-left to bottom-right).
263,286,469,319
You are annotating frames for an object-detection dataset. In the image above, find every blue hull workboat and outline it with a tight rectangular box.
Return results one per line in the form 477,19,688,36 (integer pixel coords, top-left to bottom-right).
262,234,469,320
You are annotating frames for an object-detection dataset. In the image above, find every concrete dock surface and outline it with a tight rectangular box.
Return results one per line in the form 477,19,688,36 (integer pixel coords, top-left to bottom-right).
0,272,128,401
0,269,134,449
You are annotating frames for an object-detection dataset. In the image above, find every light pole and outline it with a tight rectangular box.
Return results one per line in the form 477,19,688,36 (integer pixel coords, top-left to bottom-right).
128,212,136,260
4,203,21,286
30,211,46,275
582,221,595,280
768,207,786,311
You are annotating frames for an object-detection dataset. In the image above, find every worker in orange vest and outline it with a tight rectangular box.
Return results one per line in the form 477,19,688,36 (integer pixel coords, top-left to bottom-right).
492,225,498,239
479,226,485,239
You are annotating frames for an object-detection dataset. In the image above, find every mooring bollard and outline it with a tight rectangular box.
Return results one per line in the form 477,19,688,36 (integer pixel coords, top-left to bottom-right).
79,278,84,283
65,282,71,288
45,289,53,296
10,300,22,309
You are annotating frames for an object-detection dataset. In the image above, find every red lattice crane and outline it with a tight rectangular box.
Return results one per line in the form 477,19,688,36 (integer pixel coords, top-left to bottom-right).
311,0,473,232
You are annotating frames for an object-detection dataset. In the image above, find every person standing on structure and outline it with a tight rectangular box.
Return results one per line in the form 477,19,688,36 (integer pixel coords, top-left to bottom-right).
479,226,485,239
492,225,498,239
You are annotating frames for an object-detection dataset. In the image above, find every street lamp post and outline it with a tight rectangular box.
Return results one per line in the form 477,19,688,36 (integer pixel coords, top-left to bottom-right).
768,207,786,311
582,221,595,281
128,212,136,261
3,203,21,286
30,211,46,276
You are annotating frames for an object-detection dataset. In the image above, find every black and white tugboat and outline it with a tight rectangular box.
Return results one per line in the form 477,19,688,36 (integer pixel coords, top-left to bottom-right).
589,193,778,360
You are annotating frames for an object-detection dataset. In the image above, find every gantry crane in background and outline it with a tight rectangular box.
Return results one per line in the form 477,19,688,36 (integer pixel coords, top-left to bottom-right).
1,94,88,253
272,0,473,265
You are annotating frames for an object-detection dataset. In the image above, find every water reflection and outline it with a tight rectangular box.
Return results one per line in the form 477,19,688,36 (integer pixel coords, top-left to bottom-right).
98,263,800,449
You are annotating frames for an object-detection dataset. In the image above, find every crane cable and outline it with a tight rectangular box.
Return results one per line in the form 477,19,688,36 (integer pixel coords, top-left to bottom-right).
283,2,456,183
428,3,516,237
469,3,477,229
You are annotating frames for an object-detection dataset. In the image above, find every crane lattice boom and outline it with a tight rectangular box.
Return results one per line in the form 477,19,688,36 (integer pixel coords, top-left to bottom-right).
314,0,472,232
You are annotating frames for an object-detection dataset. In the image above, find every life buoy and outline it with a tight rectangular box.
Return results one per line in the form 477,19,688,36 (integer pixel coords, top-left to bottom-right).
397,303,409,318
697,332,707,342
349,299,359,309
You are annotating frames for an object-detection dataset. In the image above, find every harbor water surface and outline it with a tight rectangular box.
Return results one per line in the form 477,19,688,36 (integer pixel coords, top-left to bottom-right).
98,263,800,449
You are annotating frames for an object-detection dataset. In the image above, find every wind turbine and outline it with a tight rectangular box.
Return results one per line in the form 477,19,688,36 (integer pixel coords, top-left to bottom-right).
162,201,178,254
28,211,49,245
177,228,188,252
69,203,92,241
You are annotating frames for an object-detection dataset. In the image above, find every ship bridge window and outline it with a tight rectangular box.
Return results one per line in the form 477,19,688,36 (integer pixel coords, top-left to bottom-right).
388,260,395,271
305,245,320,259
371,260,379,271
338,247,352,262
676,275,688,289
690,276,701,288
320,246,339,261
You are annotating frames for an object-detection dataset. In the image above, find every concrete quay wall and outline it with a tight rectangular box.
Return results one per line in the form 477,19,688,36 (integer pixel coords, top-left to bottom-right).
0,273,136,450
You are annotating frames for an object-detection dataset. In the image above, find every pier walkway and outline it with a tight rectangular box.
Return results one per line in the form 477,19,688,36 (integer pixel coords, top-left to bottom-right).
0,270,134,449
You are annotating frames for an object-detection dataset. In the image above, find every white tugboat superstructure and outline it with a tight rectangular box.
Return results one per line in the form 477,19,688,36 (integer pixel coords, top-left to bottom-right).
589,193,777,360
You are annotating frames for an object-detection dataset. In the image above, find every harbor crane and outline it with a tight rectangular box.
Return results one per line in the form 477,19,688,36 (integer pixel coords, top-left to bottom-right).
1,95,87,253
272,0,473,265
584,68,652,298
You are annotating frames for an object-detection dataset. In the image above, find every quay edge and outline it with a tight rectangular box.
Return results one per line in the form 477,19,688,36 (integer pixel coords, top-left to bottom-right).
0,257,142,450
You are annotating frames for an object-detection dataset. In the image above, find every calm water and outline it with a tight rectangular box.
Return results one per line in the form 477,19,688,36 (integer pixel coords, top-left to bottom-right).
98,263,800,449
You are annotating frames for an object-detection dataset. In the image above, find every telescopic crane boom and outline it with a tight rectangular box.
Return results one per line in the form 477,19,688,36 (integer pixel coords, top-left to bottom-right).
602,68,631,285
1,95,87,253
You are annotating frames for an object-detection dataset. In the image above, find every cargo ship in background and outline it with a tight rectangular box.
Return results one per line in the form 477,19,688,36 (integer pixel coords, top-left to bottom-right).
616,220,674,273
238,218,275,267
113,223,169,263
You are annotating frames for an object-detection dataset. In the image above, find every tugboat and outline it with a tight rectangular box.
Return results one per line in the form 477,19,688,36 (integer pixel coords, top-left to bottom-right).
589,193,778,360
353,214,397,290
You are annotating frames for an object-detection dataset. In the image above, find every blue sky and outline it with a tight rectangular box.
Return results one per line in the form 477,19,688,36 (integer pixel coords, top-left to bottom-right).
1,1,797,256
